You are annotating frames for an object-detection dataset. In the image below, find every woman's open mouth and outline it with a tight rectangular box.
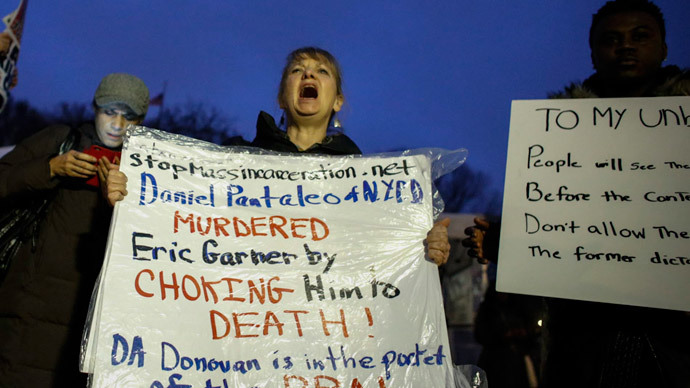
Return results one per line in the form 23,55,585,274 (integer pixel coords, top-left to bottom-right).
300,85,318,99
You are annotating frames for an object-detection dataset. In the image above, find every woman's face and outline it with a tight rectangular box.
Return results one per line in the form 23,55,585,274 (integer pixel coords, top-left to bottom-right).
280,56,343,127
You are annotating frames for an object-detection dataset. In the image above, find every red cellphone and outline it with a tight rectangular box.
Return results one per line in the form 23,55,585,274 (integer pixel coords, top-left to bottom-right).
82,145,121,187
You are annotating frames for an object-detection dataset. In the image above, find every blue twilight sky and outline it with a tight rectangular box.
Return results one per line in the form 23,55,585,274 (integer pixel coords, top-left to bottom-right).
4,0,689,194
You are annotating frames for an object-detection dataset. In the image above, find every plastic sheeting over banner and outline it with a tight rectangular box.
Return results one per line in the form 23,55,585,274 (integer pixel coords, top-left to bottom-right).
82,126,467,387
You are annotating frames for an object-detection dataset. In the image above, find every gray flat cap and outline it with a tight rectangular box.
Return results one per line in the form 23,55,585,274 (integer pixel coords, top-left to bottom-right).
94,73,149,116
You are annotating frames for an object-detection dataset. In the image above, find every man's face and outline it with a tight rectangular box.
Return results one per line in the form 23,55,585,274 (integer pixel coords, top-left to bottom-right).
94,107,141,148
591,11,667,83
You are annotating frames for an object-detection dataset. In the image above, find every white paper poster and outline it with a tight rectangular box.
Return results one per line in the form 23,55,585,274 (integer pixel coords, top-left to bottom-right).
498,96,689,311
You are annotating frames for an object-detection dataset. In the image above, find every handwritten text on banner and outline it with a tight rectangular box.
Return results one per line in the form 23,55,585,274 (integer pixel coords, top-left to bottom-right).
498,96,689,311
85,128,455,387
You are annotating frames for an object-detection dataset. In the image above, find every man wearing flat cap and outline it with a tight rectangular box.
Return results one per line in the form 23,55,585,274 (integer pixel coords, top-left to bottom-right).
0,73,149,386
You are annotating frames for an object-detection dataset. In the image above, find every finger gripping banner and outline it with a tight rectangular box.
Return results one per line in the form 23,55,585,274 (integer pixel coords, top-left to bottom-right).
82,126,465,387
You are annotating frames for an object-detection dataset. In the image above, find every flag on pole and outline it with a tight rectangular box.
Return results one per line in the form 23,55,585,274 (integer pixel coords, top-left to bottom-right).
2,0,27,42
150,81,167,126
149,92,164,106
0,0,28,113
149,81,166,107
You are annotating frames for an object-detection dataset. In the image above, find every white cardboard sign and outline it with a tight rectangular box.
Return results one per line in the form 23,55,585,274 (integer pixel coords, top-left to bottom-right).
498,96,689,311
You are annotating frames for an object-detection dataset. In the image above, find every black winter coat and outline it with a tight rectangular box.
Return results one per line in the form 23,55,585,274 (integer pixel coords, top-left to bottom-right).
228,111,362,155
541,67,690,388
0,123,115,387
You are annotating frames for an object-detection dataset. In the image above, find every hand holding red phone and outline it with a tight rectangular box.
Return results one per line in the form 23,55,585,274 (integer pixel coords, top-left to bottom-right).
49,150,98,179
82,145,121,187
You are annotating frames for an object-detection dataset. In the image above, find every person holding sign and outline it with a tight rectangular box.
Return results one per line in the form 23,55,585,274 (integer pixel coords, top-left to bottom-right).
236,46,361,156
0,73,149,387
550,1,688,99
107,47,451,266
464,1,689,387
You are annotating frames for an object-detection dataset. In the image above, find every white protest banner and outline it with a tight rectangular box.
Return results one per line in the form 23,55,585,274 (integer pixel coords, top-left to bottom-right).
0,0,27,112
83,127,465,387
497,96,690,311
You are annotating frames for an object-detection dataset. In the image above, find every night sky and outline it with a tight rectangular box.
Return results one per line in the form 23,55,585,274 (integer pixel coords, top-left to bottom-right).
5,0,689,194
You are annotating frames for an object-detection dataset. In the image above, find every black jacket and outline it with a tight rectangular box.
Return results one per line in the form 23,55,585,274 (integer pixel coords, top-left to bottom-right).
228,111,361,155
541,66,690,388
0,123,114,387
549,65,690,98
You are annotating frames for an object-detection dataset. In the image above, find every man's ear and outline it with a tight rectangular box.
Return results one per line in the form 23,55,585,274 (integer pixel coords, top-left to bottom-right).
662,42,668,62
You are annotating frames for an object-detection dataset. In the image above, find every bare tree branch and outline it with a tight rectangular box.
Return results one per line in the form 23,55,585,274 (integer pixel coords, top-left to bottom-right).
435,163,502,215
